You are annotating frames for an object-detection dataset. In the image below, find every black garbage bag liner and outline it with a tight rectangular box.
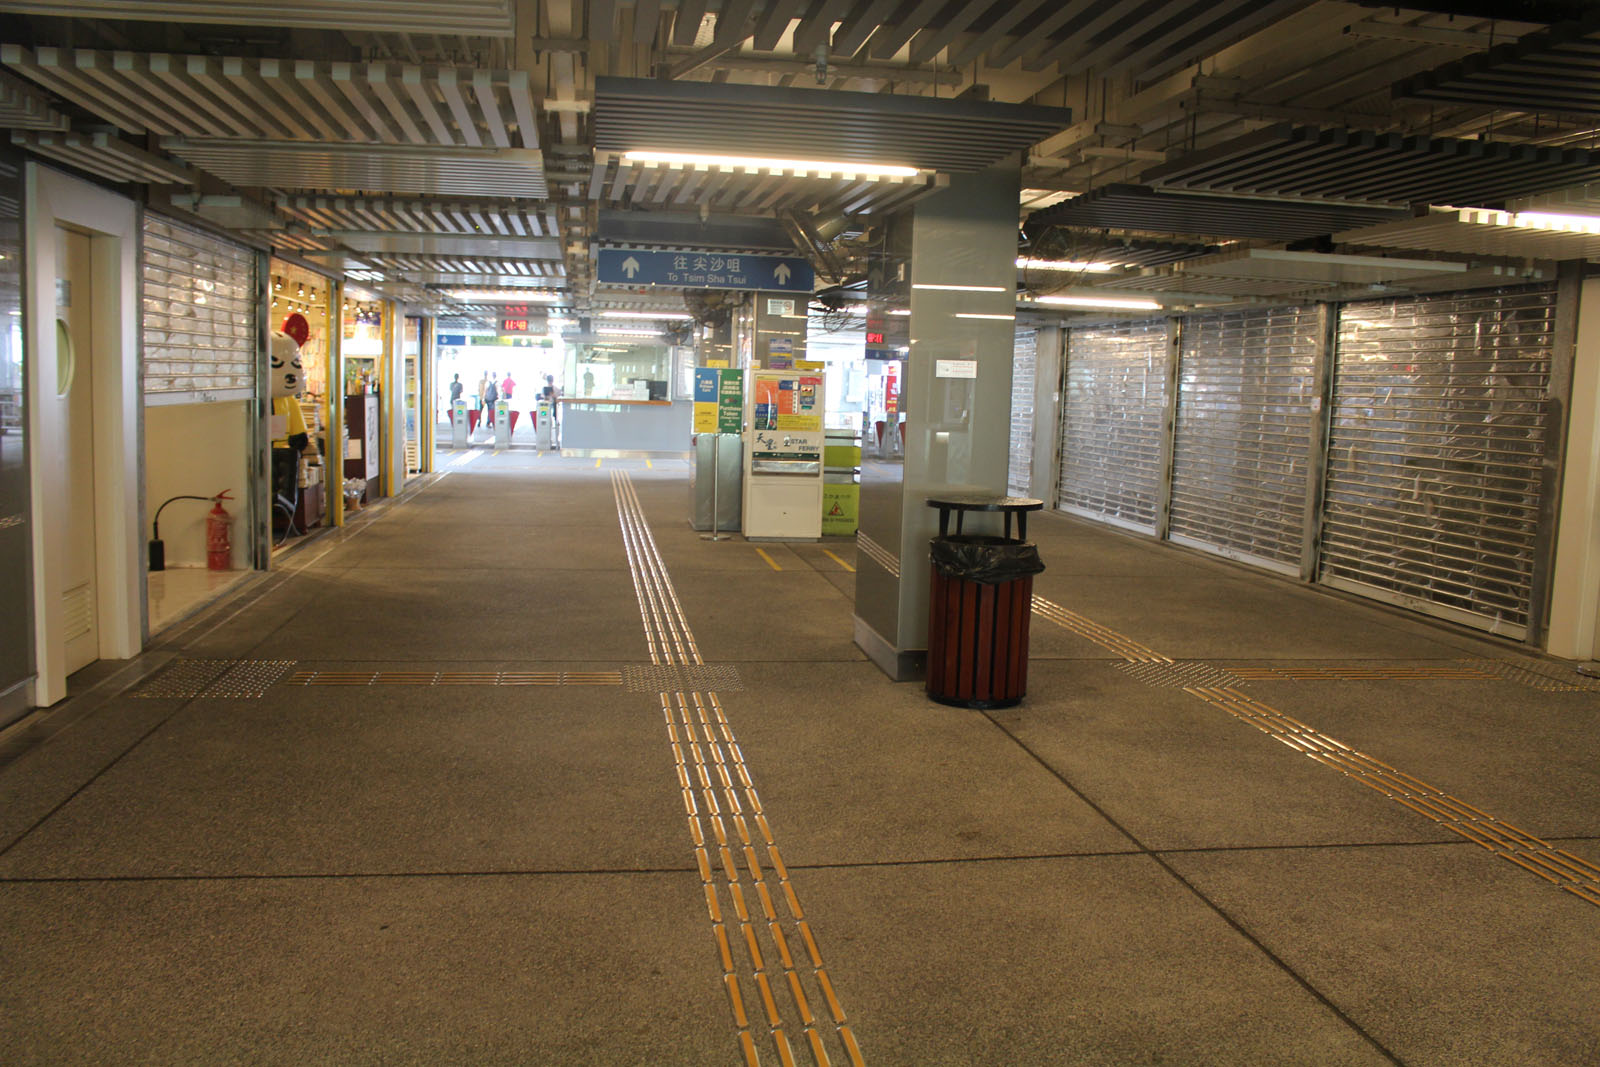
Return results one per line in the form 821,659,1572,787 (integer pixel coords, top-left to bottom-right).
929,535,1044,584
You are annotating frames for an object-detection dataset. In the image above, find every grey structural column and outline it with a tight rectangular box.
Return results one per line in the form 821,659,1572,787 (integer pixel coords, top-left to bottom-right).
854,161,1022,681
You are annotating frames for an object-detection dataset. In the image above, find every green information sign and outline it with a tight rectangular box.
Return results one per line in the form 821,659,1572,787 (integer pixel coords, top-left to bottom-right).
694,367,745,434
716,369,743,433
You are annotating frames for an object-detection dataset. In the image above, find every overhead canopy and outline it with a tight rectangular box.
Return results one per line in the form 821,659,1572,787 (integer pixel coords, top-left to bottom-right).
593,76,1071,173
1143,124,1600,207
1026,184,1408,242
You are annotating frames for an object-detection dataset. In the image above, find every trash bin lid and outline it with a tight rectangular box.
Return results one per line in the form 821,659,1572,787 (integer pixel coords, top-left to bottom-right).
925,493,1043,514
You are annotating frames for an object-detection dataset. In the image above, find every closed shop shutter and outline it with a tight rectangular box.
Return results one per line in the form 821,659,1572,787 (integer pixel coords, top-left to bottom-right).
142,214,256,404
1168,305,1321,574
1056,318,1170,532
1008,328,1037,497
1320,287,1557,638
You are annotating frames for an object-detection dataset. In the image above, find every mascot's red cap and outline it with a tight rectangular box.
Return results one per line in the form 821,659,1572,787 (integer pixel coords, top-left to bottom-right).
281,312,310,347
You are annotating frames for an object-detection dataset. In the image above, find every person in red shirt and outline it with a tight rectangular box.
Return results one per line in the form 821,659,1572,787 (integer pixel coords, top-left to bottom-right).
500,372,516,400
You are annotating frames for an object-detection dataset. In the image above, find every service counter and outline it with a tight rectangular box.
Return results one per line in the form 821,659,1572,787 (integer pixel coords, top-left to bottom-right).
560,398,692,452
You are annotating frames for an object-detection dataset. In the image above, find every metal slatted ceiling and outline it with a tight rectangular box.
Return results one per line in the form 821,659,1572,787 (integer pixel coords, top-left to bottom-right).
1181,247,1463,283
0,69,65,130
1320,286,1557,637
242,229,335,252
1144,124,1600,207
1057,318,1171,532
592,76,1071,173
1394,11,1600,116
162,140,547,198
1169,305,1320,574
587,153,946,217
12,130,194,184
1059,238,1215,268
1336,209,1600,259
1028,184,1408,242
354,254,564,278
1010,0,1314,81
279,197,556,238
0,48,537,148
0,1,514,35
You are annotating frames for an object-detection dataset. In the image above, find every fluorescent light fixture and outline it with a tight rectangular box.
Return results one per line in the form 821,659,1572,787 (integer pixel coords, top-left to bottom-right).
1032,295,1162,310
599,310,693,320
447,288,563,302
622,150,918,178
1489,210,1600,233
955,312,1016,320
912,283,1009,292
888,308,910,316
1016,257,1120,272
595,326,664,337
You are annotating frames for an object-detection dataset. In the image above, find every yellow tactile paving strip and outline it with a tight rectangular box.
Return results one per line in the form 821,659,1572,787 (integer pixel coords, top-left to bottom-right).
1228,664,1502,682
283,670,622,686
1030,596,1171,663
613,471,864,1066
1186,686,1600,908
1026,596,1600,909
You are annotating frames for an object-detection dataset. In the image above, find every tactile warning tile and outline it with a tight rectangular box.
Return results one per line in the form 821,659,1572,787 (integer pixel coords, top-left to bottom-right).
130,659,235,698
624,664,744,693
284,670,623,687
132,659,294,699
200,660,297,698
1115,660,1242,688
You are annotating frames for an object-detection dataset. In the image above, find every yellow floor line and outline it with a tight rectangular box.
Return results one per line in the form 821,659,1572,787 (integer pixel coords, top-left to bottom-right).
755,547,782,572
821,549,855,573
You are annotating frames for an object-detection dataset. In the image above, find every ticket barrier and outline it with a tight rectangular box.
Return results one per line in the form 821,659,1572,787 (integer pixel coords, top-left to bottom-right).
535,399,554,449
494,400,511,448
450,400,468,448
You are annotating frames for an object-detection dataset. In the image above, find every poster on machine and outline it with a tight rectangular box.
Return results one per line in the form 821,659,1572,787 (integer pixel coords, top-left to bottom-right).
749,370,824,465
752,372,823,432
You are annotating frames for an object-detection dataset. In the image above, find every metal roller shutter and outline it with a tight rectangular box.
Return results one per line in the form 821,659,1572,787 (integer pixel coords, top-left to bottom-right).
1008,328,1037,497
1057,318,1170,532
1320,286,1557,638
1169,305,1321,574
142,214,256,404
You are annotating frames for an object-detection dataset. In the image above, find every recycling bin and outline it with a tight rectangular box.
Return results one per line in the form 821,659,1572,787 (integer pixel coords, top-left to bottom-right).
925,495,1044,709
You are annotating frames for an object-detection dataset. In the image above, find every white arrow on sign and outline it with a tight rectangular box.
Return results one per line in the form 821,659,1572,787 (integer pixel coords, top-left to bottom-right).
621,255,642,279
773,262,791,284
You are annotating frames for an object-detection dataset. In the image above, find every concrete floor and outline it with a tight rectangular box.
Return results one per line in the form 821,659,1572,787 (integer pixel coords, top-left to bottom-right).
2,450,1597,1066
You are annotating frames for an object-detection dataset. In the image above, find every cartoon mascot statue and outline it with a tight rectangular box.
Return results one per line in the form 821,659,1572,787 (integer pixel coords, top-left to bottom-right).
272,312,311,453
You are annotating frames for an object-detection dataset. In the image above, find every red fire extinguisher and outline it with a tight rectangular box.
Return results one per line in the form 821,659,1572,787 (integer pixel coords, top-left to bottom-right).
206,490,234,571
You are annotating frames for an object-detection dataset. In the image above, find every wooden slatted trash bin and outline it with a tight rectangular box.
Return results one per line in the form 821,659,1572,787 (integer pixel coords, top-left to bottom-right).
925,496,1045,709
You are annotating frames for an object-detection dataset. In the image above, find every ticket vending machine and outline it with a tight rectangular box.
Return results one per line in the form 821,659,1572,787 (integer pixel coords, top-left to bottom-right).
742,369,824,540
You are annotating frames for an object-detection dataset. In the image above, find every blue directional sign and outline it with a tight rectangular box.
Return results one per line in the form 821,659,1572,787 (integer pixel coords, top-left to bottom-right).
597,248,814,293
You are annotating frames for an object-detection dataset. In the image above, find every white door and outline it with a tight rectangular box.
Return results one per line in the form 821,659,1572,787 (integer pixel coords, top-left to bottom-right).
56,225,97,674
